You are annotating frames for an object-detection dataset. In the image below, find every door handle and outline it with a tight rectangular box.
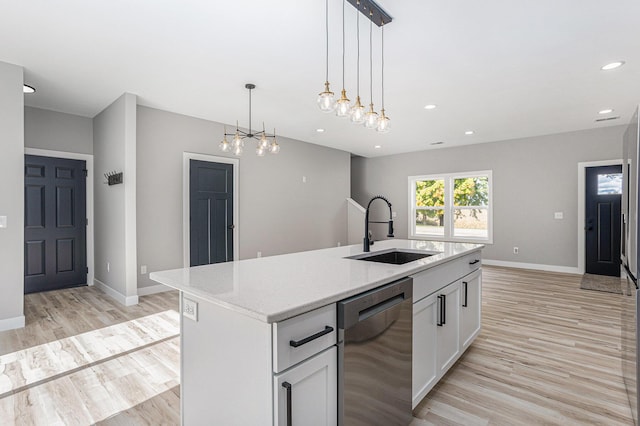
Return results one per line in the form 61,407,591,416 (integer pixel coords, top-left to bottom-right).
585,226,593,231
282,382,292,426
227,224,235,229
462,281,468,307
437,295,443,326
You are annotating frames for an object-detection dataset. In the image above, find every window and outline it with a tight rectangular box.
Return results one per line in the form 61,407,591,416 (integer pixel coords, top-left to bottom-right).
409,170,492,243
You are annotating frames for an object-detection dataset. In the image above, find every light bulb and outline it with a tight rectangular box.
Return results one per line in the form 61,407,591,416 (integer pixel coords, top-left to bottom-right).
376,109,390,133
335,89,351,118
233,144,243,156
259,134,269,149
269,141,281,154
219,136,230,152
317,82,336,112
232,132,243,148
256,145,266,156
363,104,378,129
350,97,365,124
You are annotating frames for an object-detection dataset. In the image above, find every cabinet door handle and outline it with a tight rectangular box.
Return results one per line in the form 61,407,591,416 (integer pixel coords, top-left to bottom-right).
282,381,292,426
437,295,443,326
463,281,468,307
442,293,446,325
469,259,480,265
289,326,334,348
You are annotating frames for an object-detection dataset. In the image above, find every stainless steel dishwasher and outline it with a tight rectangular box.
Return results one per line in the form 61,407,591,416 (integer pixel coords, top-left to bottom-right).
337,277,413,425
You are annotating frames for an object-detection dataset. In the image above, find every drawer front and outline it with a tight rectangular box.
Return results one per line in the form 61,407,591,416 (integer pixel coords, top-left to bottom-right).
412,251,482,302
273,304,337,373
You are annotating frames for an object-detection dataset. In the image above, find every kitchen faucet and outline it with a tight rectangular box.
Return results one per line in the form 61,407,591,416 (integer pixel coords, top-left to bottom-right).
364,195,394,252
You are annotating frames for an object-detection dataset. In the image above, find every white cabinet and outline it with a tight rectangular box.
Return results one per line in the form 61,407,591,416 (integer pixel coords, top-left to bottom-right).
436,281,461,374
412,293,438,406
460,269,482,349
274,347,337,426
411,250,482,409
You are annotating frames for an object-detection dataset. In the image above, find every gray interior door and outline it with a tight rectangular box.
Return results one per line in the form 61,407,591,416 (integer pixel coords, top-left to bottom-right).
585,165,622,276
189,160,234,266
24,155,87,293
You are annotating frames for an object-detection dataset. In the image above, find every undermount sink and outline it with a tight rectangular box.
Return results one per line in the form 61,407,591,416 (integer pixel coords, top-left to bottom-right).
346,249,438,265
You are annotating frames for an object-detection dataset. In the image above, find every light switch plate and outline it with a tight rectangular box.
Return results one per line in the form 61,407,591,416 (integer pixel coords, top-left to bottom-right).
554,212,563,219
183,297,198,321
0,216,6,228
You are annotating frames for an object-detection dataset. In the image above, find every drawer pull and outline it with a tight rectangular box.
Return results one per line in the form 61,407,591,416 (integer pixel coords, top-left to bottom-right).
289,326,334,348
469,259,480,265
282,381,292,426
462,281,468,307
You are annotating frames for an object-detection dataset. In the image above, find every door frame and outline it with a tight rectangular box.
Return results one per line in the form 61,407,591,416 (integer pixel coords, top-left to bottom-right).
577,159,622,274
24,148,94,287
183,152,239,268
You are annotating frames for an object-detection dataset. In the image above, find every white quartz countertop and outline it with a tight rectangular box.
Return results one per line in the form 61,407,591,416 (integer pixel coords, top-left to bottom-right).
150,239,483,323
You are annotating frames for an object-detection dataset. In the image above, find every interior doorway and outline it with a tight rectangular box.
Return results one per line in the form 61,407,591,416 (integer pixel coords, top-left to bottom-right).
182,153,239,267
24,154,88,293
584,165,623,276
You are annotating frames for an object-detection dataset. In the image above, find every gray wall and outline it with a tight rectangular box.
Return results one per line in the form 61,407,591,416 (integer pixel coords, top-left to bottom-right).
24,107,93,154
352,126,625,268
0,61,24,329
136,106,350,289
93,94,137,299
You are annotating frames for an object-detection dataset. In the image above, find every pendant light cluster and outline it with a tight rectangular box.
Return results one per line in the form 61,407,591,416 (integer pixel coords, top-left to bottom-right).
316,0,392,133
220,83,280,157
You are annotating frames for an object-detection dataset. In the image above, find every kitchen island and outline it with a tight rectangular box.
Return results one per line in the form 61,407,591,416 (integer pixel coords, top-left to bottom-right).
150,239,483,425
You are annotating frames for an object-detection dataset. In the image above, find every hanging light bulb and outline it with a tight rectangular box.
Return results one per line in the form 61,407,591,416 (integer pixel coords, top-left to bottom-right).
317,0,335,112
256,145,267,156
233,144,243,156
335,0,350,118
259,123,270,150
363,14,378,129
219,126,231,152
349,1,365,124
376,22,390,133
269,129,281,154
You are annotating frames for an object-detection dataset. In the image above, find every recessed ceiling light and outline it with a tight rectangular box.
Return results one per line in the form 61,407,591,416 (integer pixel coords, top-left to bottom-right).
465,130,474,135
374,145,382,149
23,84,35,94
316,128,325,133
601,61,625,70
424,104,437,110
599,109,614,114
430,141,444,145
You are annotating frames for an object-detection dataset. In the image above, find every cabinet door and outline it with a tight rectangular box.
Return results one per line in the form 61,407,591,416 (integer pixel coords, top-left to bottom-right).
436,281,461,374
274,347,337,426
460,269,482,349
412,293,438,408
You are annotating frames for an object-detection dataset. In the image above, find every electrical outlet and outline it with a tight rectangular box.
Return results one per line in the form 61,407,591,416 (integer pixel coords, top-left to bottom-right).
141,265,147,275
302,176,307,183
513,247,519,254
554,212,564,219
107,262,110,272
337,242,341,247
183,298,198,321
257,251,262,258
392,211,397,218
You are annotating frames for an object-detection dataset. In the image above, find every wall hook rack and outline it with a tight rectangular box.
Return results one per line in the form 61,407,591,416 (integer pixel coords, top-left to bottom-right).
104,170,123,186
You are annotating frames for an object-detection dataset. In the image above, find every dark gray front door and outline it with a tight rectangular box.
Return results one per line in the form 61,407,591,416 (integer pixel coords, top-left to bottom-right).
24,155,87,293
189,160,234,266
585,165,622,276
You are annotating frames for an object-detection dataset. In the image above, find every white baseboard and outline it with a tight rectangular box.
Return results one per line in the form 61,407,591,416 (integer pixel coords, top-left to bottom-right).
0,315,25,332
94,279,139,306
483,259,580,275
137,283,172,296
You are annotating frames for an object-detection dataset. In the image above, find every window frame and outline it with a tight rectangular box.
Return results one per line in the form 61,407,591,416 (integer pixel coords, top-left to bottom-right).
408,170,493,244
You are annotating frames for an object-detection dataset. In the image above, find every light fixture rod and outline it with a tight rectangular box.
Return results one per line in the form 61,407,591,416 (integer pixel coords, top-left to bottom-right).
245,83,255,136
346,0,392,26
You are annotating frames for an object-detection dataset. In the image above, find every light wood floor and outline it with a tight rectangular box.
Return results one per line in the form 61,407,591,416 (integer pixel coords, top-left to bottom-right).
0,267,635,425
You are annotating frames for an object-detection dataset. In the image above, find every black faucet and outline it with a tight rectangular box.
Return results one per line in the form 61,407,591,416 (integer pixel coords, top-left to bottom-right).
364,195,394,252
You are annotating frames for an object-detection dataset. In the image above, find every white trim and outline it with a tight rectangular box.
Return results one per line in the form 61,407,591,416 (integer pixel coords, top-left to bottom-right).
24,148,95,287
347,198,366,214
182,152,240,268
0,315,25,332
94,278,139,306
123,94,138,300
483,259,579,275
137,283,172,296
577,159,622,274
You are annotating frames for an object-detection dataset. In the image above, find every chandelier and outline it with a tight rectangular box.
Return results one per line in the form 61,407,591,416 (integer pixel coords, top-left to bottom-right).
220,83,280,156
317,0,392,133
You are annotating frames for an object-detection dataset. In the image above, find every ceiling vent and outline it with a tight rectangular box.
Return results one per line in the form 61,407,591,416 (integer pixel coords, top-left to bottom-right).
595,116,620,122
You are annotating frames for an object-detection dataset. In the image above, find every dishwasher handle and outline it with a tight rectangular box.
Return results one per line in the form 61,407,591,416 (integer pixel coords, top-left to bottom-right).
338,277,413,329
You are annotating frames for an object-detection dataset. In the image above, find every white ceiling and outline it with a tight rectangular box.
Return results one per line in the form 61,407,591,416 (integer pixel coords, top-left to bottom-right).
2,0,639,157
